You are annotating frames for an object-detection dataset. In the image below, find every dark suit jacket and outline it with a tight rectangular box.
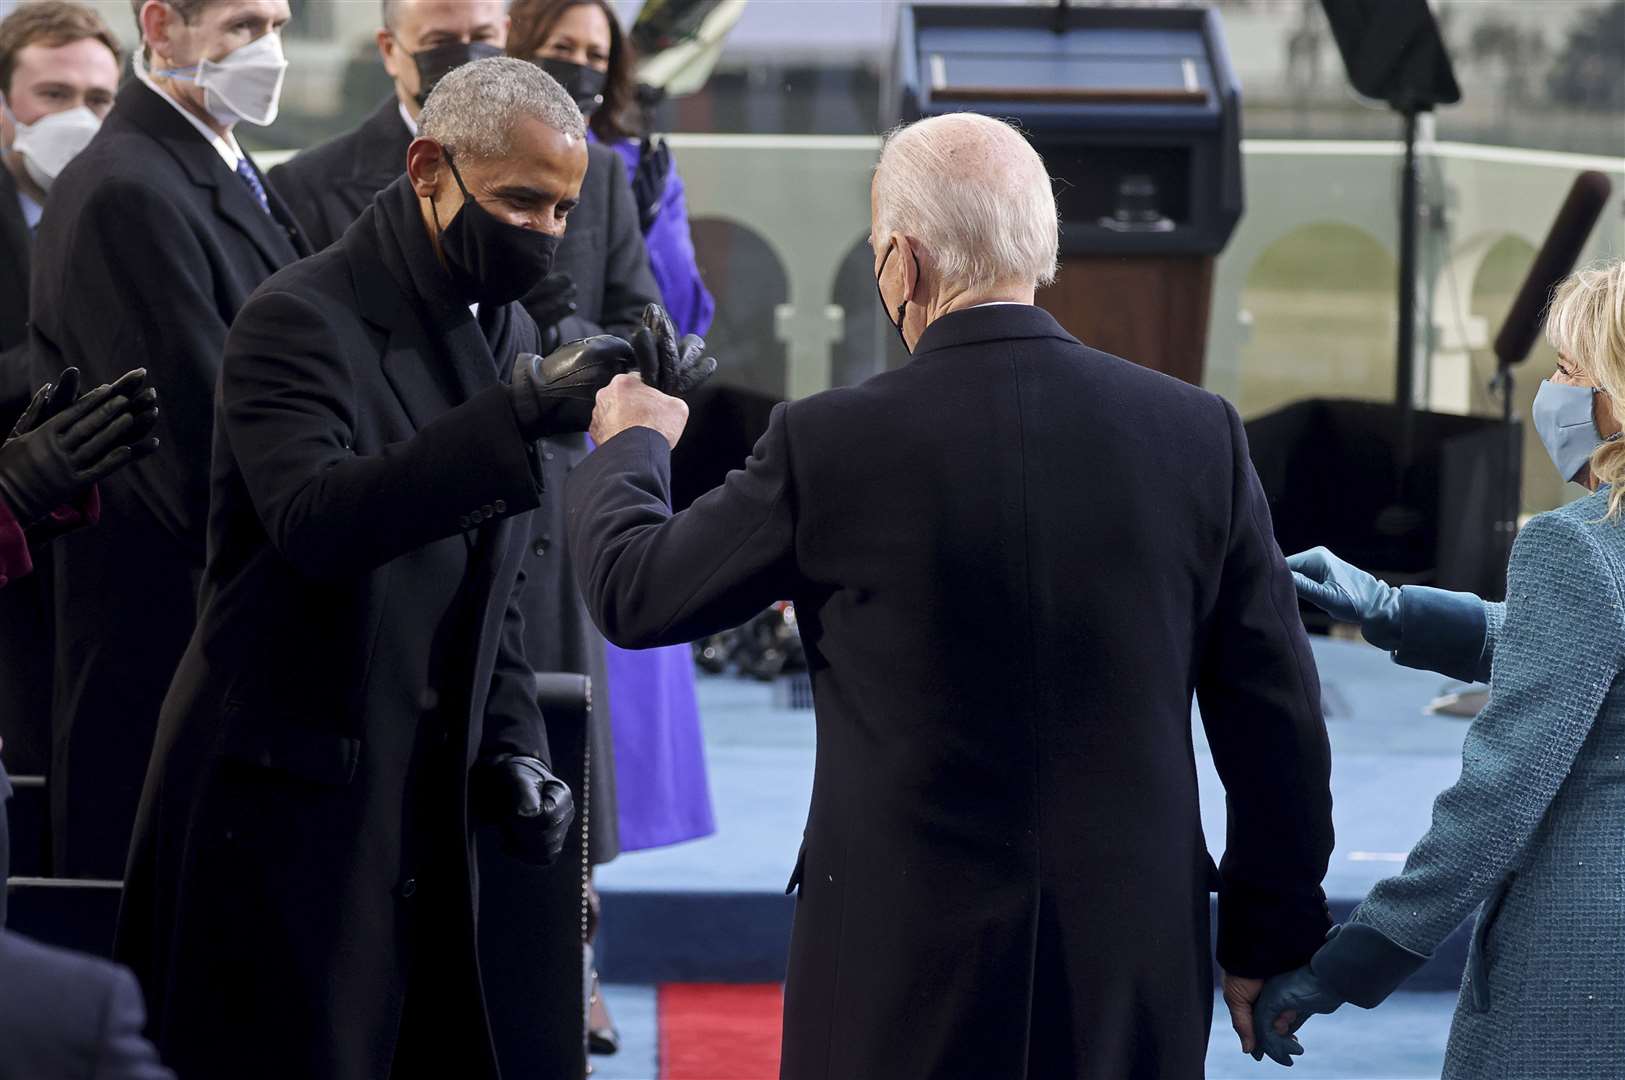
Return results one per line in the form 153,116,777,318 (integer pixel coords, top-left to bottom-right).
0,165,51,779
28,78,309,877
567,305,1336,1080
114,175,546,1080
0,932,175,1080
1,763,172,1080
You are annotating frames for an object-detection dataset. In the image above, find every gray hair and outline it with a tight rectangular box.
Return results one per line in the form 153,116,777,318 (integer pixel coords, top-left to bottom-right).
419,56,586,160
873,113,1059,291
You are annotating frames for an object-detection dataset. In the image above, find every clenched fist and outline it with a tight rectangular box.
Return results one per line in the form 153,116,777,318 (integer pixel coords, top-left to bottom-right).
589,373,689,450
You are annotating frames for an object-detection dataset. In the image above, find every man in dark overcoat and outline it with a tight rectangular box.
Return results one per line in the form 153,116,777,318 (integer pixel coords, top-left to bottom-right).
566,113,1337,1079
268,6,657,1074
114,58,637,1080
27,0,309,877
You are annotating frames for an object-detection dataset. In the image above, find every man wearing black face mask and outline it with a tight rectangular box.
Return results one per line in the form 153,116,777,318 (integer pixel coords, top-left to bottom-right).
268,0,658,350
113,59,672,1080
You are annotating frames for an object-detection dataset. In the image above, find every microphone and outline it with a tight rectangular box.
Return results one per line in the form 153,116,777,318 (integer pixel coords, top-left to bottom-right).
1493,170,1614,367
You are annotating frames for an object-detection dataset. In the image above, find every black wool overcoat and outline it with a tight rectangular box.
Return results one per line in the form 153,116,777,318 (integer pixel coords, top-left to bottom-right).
567,304,1337,1080
28,78,309,877
115,176,550,1080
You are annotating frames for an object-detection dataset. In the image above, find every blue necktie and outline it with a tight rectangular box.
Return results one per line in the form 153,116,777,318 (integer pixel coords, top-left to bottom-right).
235,157,271,216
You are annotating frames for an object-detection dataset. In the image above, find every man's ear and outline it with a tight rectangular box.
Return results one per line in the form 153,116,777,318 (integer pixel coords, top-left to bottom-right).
894,234,921,302
376,28,400,77
139,0,178,64
406,137,444,198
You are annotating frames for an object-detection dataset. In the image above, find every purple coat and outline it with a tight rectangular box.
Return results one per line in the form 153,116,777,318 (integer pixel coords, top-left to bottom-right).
593,134,716,850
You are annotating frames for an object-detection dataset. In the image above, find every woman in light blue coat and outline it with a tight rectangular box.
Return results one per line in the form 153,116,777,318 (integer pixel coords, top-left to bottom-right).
1258,260,1625,1078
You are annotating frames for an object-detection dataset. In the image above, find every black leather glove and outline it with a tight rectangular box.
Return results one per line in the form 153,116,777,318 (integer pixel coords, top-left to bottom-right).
13,365,82,436
0,368,158,526
631,135,672,231
526,272,579,338
473,753,575,867
509,335,638,439
631,303,717,396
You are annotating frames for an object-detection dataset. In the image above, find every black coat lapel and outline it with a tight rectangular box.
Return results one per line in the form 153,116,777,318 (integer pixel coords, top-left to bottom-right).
115,80,302,271
348,176,499,431
0,167,31,346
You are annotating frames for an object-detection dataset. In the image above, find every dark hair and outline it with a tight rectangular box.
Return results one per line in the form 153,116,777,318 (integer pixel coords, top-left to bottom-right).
507,0,640,142
0,1,120,97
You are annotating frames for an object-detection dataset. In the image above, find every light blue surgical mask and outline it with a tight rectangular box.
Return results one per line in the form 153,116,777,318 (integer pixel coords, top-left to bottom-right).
1532,379,1619,483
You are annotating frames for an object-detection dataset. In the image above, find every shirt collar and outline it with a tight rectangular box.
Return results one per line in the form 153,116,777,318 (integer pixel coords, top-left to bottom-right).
133,50,243,170
399,100,418,138
15,185,42,232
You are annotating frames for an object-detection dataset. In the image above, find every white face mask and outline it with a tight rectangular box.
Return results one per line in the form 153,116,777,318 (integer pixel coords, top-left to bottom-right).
6,104,101,191
157,30,287,127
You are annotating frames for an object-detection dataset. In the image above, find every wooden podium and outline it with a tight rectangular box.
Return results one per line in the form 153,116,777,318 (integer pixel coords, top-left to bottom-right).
1037,254,1215,387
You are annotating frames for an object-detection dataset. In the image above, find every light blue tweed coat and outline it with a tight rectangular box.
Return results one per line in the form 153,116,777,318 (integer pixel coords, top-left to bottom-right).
1359,487,1625,1078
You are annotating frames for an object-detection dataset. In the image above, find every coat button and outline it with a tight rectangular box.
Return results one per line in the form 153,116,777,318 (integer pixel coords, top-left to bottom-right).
481,504,494,517
494,499,506,513
534,537,550,556
400,878,417,899
543,451,555,461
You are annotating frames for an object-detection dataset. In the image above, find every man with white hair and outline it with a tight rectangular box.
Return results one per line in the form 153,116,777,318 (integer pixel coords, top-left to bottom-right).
566,112,1336,1078
113,58,695,1080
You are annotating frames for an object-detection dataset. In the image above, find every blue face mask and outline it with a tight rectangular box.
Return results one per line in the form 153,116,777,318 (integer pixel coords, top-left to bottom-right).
1532,379,1618,483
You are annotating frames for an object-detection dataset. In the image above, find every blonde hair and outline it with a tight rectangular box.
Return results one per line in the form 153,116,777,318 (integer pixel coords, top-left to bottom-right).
1546,258,1625,518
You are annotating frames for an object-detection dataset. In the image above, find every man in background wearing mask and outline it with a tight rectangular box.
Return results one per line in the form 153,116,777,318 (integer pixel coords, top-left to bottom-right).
28,0,308,880
0,0,119,803
115,57,707,1080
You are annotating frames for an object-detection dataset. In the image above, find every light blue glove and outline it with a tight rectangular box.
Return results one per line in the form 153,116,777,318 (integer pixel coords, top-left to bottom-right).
1285,547,1402,651
1251,966,1344,1067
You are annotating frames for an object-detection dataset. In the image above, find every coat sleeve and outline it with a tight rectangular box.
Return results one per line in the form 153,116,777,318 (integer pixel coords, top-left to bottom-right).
1195,398,1335,979
93,964,176,1080
1392,586,1495,683
46,178,224,560
478,551,552,764
565,406,801,648
221,288,542,581
643,162,714,338
1350,510,1623,957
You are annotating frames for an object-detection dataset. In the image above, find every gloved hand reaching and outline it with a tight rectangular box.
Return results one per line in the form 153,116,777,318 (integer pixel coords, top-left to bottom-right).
509,334,638,439
472,753,575,867
631,303,716,396
1285,547,1402,651
0,367,158,526
1251,965,1344,1066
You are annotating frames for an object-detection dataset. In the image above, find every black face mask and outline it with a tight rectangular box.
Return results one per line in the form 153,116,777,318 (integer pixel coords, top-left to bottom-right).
537,57,608,115
875,242,917,354
432,151,560,306
410,40,504,106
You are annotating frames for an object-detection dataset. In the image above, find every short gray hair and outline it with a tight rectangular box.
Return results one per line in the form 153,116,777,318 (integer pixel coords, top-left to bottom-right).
419,56,586,161
874,113,1059,290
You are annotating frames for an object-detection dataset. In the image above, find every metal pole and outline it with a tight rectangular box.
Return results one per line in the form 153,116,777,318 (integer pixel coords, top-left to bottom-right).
1396,108,1420,417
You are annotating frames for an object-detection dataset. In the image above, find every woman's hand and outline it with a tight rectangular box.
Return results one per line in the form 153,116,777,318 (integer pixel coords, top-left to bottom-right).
1286,547,1403,651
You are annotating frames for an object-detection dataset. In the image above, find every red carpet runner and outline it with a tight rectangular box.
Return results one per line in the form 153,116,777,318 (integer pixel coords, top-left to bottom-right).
658,983,784,1079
